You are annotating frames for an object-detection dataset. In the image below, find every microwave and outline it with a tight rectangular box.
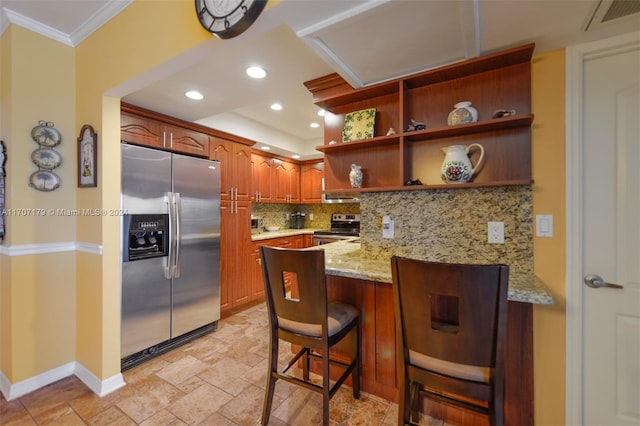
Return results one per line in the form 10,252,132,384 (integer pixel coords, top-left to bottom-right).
251,216,263,234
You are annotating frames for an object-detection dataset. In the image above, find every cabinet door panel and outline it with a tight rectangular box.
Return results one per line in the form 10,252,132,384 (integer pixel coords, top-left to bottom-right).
210,138,233,201
167,125,209,157
121,112,163,148
301,162,324,203
234,145,252,202
251,154,273,202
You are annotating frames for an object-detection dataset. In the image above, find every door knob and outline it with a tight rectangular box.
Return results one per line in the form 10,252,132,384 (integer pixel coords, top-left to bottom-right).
584,274,624,289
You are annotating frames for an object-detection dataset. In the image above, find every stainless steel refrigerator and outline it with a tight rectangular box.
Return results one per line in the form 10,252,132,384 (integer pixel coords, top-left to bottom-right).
120,144,220,369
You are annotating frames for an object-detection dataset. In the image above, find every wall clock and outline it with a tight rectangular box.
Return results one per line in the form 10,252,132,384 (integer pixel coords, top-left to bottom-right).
195,0,267,39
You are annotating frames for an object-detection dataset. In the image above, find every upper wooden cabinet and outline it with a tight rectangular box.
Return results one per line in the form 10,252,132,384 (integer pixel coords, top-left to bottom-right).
304,43,535,192
301,161,324,204
210,137,252,202
165,124,209,158
251,153,274,203
273,159,300,203
120,112,163,148
120,106,209,158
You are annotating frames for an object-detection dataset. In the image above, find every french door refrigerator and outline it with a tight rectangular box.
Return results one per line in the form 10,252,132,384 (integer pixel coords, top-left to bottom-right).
121,143,220,369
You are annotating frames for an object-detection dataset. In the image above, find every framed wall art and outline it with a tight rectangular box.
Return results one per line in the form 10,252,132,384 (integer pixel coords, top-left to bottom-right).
77,124,97,188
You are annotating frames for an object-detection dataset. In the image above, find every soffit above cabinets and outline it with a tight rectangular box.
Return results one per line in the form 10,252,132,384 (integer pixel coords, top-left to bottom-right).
297,0,479,88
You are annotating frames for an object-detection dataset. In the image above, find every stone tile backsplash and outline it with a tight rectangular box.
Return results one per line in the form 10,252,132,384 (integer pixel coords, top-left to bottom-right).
359,186,533,274
251,186,532,274
251,202,360,230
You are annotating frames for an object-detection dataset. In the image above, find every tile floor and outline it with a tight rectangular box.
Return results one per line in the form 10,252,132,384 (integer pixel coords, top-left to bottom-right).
1,303,443,425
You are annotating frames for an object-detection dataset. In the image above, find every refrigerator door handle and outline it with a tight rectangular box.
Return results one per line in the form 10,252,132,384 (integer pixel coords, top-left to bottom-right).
174,192,182,278
165,191,175,279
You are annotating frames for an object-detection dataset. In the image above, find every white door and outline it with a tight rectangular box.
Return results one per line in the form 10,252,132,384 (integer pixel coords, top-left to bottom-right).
567,32,640,426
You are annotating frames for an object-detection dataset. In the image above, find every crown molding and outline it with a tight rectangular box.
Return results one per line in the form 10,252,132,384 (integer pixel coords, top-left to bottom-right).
0,1,132,46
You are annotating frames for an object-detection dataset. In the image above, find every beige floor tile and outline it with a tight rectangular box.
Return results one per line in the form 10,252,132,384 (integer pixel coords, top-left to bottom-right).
138,409,186,426
116,378,184,423
4,302,406,426
197,357,253,397
167,383,233,425
155,355,210,386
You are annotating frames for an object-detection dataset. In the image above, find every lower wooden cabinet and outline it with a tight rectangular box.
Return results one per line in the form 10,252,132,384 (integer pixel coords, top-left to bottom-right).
249,234,311,302
314,275,534,425
220,200,252,312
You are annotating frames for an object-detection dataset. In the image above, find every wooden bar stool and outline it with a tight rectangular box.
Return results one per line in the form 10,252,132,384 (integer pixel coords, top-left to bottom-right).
259,245,361,425
391,256,509,426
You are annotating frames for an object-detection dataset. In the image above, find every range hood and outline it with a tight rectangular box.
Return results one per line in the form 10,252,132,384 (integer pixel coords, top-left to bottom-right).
321,178,360,204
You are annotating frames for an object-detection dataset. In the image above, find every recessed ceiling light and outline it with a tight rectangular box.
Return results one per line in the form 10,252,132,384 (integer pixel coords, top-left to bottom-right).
261,146,271,151
270,103,283,111
292,154,300,159
317,109,326,116
185,90,204,100
246,66,267,79
309,122,320,128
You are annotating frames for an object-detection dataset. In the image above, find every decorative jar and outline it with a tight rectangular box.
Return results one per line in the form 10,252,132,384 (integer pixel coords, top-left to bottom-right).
349,164,363,188
447,101,478,126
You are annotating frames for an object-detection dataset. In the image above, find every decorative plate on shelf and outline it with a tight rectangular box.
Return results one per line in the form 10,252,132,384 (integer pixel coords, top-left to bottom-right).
342,108,376,142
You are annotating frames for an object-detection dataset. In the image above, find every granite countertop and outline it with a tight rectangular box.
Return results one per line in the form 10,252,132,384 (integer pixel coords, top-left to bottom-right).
252,228,318,241
317,239,555,305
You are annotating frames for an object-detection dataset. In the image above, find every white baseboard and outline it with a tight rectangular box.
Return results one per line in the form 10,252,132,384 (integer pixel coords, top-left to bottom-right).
75,363,125,396
0,362,125,401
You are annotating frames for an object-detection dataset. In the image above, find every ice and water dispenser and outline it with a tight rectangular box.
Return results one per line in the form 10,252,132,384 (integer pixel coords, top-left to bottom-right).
122,214,169,262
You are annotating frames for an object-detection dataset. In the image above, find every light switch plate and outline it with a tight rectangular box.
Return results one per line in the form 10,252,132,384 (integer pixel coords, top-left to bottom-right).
536,214,553,237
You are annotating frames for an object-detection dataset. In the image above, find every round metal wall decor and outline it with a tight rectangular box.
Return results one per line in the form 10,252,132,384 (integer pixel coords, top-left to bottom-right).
30,120,62,191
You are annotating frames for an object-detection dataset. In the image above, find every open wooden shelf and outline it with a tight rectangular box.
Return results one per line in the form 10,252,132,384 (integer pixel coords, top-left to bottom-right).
306,44,535,193
324,179,534,194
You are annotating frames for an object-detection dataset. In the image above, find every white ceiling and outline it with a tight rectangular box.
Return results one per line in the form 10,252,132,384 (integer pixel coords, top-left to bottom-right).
2,0,639,160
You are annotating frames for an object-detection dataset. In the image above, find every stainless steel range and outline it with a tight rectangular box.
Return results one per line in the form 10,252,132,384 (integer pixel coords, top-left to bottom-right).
313,213,360,246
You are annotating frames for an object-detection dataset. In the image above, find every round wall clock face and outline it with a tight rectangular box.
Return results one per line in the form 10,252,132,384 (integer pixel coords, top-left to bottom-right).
195,0,267,39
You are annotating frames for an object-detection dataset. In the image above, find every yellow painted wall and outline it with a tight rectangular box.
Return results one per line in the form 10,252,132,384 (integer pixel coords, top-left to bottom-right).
531,49,566,425
0,21,12,380
0,26,77,383
2,27,76,246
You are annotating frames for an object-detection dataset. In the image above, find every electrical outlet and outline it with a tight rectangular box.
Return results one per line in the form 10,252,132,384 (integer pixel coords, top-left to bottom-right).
382,215,394,239
488,221,504,244
309,213,314,221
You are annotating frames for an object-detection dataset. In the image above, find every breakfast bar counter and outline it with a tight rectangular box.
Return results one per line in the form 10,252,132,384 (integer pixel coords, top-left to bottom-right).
312,239,551,425
319,239,554,305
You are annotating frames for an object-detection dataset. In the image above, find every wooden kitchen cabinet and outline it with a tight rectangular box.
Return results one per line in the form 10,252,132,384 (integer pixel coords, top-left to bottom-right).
250,234,312,301
304,43,534,193
251,153,274,202
210,136,252,202
120,111,163,149
164,124,209,158
317,274,534,425
273,159,300,203
209,136,254,314
300,161,324,203
220,200,252,311
120,105,209,157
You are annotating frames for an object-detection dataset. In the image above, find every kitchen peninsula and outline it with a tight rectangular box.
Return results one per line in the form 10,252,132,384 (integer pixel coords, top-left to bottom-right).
317,238,553,425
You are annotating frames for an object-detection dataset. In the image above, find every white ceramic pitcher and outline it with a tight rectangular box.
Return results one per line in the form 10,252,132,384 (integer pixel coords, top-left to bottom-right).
440,143,485,183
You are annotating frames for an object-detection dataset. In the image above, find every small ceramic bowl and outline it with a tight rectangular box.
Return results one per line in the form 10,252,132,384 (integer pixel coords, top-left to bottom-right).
265,226,280,232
